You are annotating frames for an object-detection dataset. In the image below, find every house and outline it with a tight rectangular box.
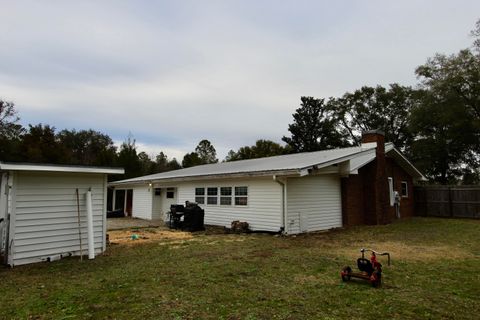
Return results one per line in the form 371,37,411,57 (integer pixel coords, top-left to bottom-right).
0,162,124,266
109,131,425,234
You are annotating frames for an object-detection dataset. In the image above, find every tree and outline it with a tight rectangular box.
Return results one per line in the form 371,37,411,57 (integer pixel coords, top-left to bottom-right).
138,151,155,175
19,124,68,163
409,90,477,184
167,158,182,170
56,129,117,166
182,140,218,168
411,21,480,183
152,151,182,172
282,96,350,153
327,84,417,154
195,139,218,164
0,99,24,161
225,139,288,161
117,135,142,179
182,152,203,168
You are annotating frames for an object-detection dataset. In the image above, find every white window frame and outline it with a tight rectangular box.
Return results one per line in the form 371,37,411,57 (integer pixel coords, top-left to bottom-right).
401,181,408,198
195,187,205,204
234,186,248,206
206,187,218,206
220,187,232,206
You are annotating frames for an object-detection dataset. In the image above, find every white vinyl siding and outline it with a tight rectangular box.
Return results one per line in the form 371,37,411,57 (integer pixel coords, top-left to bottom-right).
176,177,283,232
286,174,342,234
12,172,106,266
132,186,153,220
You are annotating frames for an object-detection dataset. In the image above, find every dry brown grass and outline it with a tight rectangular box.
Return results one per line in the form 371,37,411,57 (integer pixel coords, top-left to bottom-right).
108,228,194,245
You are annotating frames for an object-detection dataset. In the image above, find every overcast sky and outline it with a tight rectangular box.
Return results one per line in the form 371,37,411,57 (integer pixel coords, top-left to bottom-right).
1,1,479,161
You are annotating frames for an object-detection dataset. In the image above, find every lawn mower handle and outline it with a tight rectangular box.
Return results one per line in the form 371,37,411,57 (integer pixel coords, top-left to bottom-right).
360,248,391,266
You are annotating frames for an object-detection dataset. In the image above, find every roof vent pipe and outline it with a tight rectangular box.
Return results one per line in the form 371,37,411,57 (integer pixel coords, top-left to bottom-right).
86,189,95,260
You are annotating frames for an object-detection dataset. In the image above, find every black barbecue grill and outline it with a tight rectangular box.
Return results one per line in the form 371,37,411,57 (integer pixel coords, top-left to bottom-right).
168,202,205,232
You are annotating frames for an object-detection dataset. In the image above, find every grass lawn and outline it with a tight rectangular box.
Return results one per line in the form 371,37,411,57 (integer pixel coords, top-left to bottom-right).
1,218,479,320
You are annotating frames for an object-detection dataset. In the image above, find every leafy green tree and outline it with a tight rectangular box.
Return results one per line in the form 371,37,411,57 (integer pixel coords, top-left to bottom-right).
19,124,68,163
225,139,288,161
0,99,24,161
138,151,155,175
154,152,170,172
327,84,417,154
182,140,218,168
182,152,203,168
282,96,350,153
117,135,142,179
154,152,182,172
411,21,480,183
409,90,477,184
195,139,218,164
57,129,117,166
167,158,182,170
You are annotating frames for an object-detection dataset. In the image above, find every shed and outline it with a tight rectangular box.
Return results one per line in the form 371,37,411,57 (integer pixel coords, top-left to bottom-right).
110,132,425,234
0,162,124,266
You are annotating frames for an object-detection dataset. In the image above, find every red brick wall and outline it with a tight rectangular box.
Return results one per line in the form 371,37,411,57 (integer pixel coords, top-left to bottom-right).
341,154,416,226
341,174,365,226
341,131,414,226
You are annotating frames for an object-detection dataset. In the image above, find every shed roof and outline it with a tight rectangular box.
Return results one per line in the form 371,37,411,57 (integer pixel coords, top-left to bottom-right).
0,162,124,175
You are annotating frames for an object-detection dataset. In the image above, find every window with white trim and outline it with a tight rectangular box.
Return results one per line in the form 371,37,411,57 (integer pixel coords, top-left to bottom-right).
235,186,248,206
195,188,205,204
401,181,408,197
207,187,218,205
220,187,232,205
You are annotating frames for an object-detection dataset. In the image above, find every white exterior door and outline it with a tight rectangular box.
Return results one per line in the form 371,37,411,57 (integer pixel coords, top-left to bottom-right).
161,188,177,218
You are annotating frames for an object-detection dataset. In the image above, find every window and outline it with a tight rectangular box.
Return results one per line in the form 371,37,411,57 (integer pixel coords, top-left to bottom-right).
235,186,248,206
388,177,394,206
154,188,161,196
195,188,205,204
401,181,408,197
207,187,218,205
166,187,175,199
220,187,232,205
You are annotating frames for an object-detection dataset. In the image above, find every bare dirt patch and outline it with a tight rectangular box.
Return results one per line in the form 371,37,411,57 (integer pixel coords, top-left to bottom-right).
108,228,193,246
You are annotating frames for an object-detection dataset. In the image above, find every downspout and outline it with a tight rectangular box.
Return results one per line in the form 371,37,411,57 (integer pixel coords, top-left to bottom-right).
86,188,95,259
273,175,287,235
2,172,10,265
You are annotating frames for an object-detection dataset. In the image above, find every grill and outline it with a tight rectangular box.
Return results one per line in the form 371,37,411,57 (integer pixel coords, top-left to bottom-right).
168,202,205,232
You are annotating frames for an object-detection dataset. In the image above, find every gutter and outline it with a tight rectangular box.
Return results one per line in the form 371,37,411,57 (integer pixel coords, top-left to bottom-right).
110,169,300,187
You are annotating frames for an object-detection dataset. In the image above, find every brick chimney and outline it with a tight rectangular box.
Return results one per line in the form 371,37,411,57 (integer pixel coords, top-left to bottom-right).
361,130,389,224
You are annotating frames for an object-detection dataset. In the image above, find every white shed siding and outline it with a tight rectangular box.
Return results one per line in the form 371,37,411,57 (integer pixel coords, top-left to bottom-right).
12,172,106,266
132,186,153,220
286,174,342,234
173,177,283,232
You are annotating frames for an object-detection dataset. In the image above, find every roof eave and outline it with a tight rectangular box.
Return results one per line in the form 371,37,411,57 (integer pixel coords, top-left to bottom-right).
300,147,377,172
386,148,427,181
109,169,301,186
0,162,125,175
